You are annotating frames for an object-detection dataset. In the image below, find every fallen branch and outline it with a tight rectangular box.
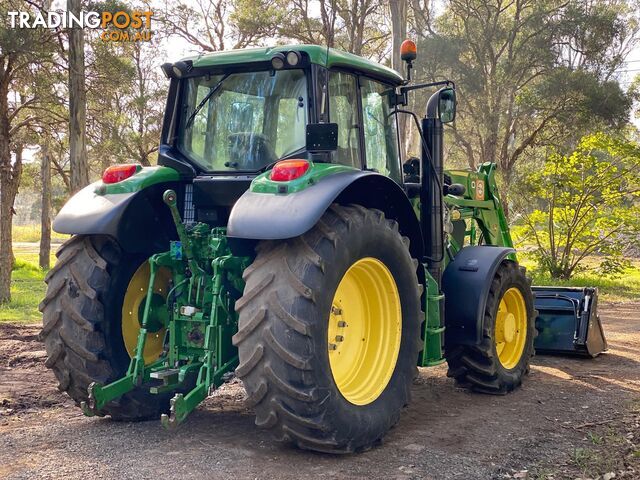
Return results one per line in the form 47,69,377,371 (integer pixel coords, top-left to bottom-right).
572,419,615,430
544,416,615,430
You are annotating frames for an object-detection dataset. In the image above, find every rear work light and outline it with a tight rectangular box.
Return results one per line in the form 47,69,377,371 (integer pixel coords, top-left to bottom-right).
102,164,140,184
270,159,310,182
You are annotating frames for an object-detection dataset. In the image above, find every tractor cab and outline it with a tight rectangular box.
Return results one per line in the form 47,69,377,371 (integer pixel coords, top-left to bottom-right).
156,46,408,226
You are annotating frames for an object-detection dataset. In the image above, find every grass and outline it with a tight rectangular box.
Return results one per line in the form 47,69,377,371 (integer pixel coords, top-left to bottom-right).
0,258,47,324
532,407,639,478
12,224,69,243
4,225,67,323
0,239,59,324
564,430,628,477
569,447,594,471
587,431,604,445
518,254,640,302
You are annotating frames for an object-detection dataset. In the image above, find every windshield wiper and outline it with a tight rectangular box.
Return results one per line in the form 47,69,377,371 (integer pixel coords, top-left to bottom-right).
185,73,230,129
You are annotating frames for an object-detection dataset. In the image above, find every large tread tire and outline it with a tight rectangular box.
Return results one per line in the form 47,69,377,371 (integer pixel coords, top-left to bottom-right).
39,235,170,420
445,262,535,394
234,204,423,453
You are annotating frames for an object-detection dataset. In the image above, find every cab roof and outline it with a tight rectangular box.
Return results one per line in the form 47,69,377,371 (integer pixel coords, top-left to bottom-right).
184,44,405,86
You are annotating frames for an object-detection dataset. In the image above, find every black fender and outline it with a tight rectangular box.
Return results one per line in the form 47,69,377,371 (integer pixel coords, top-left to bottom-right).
227,170,423,259
442,245,516,347
53,182,180,254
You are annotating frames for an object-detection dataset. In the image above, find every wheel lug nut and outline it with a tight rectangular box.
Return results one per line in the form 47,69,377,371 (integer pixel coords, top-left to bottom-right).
331,306,342,315
337,321,347,327
328,343,337,350
335,335,344,342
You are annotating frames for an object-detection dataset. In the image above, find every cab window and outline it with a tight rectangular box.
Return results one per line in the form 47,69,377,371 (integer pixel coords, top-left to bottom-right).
328,71,361,168
179,69,307,172
360,78,401,182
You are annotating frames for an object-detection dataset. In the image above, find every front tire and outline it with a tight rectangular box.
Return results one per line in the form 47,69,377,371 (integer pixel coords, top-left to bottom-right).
233,205,422,453
445,261,535,394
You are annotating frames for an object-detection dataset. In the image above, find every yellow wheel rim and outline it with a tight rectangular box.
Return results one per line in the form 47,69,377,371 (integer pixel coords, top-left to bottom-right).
328,257,402,406
121,262,171,364
495,287,527,369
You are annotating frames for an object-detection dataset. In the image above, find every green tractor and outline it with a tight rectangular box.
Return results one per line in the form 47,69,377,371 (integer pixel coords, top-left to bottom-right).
40,42,606,453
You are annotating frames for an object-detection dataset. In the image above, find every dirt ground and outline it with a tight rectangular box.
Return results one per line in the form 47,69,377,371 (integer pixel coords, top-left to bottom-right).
1,303,638,480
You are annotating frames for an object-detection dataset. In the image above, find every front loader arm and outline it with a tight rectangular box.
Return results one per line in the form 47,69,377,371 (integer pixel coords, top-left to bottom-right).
444,162,514,253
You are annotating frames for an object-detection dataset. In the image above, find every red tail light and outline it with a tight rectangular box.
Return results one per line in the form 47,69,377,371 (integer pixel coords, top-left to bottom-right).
102,164,140,184
270,159,310,182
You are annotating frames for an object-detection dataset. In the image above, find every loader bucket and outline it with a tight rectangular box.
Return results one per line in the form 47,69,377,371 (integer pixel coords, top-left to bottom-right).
532,286,607,357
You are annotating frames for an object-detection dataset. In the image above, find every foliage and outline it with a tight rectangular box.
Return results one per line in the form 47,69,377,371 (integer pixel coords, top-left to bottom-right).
0,0,59,303
86,37,164,171
278,0,391,60
156,0,286,51
412,0,638,191
84,1,166,173
156,0,391,61
517,251,640,301
518,133,640,279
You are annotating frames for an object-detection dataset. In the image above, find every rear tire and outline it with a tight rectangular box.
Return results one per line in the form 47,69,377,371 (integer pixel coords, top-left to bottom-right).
234,204,423,453
39,235,170,420
445,262,535,394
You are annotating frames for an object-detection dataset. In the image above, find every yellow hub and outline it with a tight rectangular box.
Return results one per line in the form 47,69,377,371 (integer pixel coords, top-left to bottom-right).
494,287,527,369
121,261,171,364
328,257,402,406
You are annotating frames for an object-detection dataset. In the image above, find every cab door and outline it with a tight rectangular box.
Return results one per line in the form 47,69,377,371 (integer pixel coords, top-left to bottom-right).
327,70,363,168
359,77,402,183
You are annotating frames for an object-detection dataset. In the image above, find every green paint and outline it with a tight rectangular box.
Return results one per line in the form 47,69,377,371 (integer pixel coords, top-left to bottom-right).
186,45,404,85
251,162,357,194
420,269,446,366
414,161,520,367
95,166,180,195
83,200,250,426
444,162,515,259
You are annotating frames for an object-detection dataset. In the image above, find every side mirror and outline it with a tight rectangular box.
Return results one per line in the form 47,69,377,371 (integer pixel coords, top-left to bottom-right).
438,87,456,123
306,123,338,152
426,86,457,123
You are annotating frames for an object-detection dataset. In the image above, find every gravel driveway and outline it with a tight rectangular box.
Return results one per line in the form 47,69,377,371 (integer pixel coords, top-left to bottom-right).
1,302,638,480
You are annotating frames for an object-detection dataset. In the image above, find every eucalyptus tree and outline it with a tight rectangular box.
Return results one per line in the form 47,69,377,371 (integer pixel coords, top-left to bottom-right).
411,0,637,202
0,0,57,302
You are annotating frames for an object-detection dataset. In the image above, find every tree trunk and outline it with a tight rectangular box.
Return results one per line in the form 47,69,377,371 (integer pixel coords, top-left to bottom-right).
0,113,11,303
390,0,408,159
390,0,407,77
39,143,51,270
68,0,89,193
0,143,22,304
0,58,21,303
500,166,513,221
